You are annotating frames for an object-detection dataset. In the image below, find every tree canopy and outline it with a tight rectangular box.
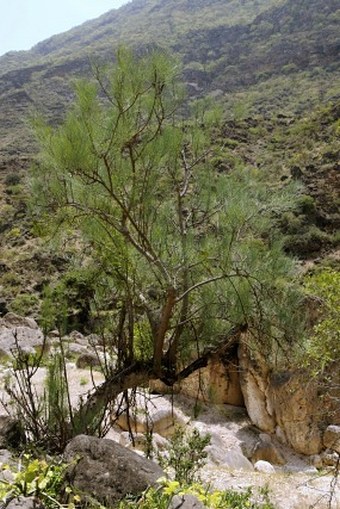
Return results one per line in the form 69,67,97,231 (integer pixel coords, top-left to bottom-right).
31,48,302,431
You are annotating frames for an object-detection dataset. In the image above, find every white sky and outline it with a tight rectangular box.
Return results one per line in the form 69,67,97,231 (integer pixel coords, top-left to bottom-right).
0,0,129,57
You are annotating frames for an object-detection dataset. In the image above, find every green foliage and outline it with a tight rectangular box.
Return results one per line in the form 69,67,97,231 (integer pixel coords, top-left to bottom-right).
118,478,275,509
0,456,79,509
304,269,340,375
158,427,211,484
28,48,307,435
9,293,39,316
4,341,107,453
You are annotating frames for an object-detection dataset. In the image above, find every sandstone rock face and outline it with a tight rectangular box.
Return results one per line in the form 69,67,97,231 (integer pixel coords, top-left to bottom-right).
64,435,164,506
177,354,244,406
323,425,340,454
269,372,322,455
238,339,323,455
238,342,275,432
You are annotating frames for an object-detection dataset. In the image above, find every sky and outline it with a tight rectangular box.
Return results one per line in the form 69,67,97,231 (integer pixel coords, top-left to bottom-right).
0,0,129,57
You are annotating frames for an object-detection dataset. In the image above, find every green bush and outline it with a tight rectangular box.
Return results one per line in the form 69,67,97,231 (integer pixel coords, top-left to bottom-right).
158,427,211,484
118,478,275,509
0,456,79,509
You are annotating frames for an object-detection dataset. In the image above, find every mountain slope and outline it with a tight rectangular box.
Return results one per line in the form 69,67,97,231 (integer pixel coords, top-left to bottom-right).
0,0,339,168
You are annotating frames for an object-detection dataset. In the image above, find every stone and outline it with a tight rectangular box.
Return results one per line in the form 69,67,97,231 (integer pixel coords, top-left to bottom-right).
0,416,26,449
64,435,164,506
238,341,276,432
177,354,244,406
254,460,275,473
269,371,322,455
323,425,340,454
251,434,285,465
119,431,169,453
169,494,207,509
75,352,101,369
0,322,45,358
6,497,44,509
0,313,38,330
309,454,323,469
321,449,339,467
220,447,254,471
238,337,323,456
116,394,186,437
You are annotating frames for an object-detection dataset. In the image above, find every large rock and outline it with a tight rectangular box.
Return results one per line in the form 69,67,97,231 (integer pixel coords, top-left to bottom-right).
151,354,244,406
6,497,45,509
254,460,275,473
169,494,207,509
64,435,164,505
5,496,45,509
269,371,322,455
116,393,186,437
0,313,45,359
238,341,275,432
0,313,39,330
178,354,244,406
251,433,285,465
238,339,323,455
0,416,26,448
323,425,340,454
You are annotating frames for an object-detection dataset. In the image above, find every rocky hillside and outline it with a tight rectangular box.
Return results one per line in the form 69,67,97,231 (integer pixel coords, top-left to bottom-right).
0,0,339,166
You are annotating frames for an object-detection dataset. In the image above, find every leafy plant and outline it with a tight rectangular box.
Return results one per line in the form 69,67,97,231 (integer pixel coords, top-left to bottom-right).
158,427,211,484
0,455,80,509
118,478,275,509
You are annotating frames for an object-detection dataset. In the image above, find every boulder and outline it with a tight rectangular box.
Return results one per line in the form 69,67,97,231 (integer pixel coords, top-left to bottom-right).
0,313,46,358
116,394,186,437
169,494,207,509
251,433,285,465
177,354,244,406
0,313,38,330
119,431,169,453
219,447,254,471
254,460,275,473
64,435,164,506
323,425,340,454
75,352,101,369
0,416,26,448
269,371,322,455
238,342,275,432
238,339,323,455
6,497,44,509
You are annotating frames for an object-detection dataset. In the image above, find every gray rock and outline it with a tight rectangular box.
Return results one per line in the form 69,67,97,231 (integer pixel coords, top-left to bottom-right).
323,425,340,454
0,416,26,448
222,447,254,471
169,493,207,509
75,352,101,369
0,326,45,358
0,313,38,330
117,394,185,437
254,460,275,473
64,435,164,505
251,435,285,465
6,496,44,509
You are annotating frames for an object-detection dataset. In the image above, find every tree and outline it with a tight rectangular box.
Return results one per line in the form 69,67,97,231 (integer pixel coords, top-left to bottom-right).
31,48,301,433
